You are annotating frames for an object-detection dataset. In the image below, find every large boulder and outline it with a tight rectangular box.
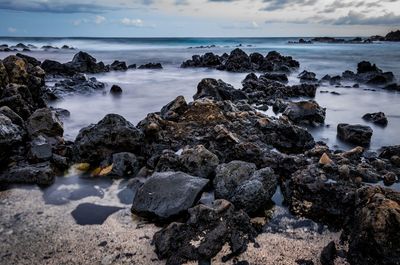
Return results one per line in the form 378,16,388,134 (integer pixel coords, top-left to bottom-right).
385,30,400,41
213,161,277,213
109,152,139,178
193,78,247,101
283,163,358,227
109,60,127,71
0,162,55,185
220,48,251,72
348,186,400,265
41,59,76,76
0,60,9,88
65,51,107,73
298,70,317,83
74,114,144,164
131,171,209,220
337,124,373,146
160,96,188,121
153,199,257,264
0,113,25,163
283,100,326,125
50,74,105,98
180,145,219,179
16,53,41,67
362,112,388,126
27,108,63,138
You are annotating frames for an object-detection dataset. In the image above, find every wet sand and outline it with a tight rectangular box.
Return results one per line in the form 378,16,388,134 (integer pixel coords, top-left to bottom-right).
0,186,349,265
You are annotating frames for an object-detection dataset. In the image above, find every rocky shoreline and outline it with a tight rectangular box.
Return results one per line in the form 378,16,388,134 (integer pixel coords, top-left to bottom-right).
1,48,399,265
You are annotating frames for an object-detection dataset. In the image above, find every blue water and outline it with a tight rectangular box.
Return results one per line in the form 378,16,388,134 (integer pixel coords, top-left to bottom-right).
1,37,399,150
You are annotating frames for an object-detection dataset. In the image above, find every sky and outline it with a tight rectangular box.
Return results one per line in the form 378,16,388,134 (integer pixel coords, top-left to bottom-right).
0,0,399,37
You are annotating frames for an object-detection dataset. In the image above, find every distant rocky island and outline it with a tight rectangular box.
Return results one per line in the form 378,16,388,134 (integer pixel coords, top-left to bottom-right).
289,29,400,44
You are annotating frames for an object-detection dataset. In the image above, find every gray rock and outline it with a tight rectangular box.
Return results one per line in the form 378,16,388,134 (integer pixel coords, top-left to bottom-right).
27,108,63,138
283,100,326,125
110,152,139,178
0,162,55,185
214,161,277,213
160,96,188,121
362,112,388,126
337,123,373,146
74,114,144,164
29,135,53,161
193,78,247,101
180,145,219,179
0,106,24,126
131,171,209,220
0,113,25,162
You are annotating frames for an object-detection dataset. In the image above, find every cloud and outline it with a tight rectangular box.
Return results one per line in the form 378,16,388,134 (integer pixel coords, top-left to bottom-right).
261,0,318,11
120,18,144,27
222,21,262,30
95,15,106,24
0,0,123,14
72,16,105,26
7,27,17,33
325,11,400,25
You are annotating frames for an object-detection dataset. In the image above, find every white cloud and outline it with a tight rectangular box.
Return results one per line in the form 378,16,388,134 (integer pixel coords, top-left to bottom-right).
95,15,106,24
7,27,17,33
121,18,144,27
252,21,259,28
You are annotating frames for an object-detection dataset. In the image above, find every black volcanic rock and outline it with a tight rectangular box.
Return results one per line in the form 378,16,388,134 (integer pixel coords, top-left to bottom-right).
194,78,247,101
138,63,163,69
153,199,257,264
131,171,208,220
385,30,400,41
181,48,299,73
337,123,373,146
362,112,388,126
74,114,144,164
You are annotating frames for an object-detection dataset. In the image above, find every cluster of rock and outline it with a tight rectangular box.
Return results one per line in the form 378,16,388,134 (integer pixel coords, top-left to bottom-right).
283,143,400,264
0,43,75,52
0,54,73,185
41,51,163,77
181,48,300,73
290,30,400,44
318,61,398,90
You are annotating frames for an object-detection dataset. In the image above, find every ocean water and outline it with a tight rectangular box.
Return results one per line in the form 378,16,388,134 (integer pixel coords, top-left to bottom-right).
1,37,400,151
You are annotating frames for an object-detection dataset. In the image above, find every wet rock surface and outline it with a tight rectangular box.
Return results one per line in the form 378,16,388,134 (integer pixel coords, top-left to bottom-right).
74,114,144,164
283,100,326,125
348,186,400,265
182,48,299,73
153,199,257,265
337,123,373,146
131,171,209,220
213,161,277,213
362,112,388,126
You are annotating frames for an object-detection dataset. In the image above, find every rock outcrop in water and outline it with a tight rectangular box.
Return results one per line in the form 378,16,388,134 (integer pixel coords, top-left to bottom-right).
181,48,300,73
337,123,373,146
362,112,388,126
